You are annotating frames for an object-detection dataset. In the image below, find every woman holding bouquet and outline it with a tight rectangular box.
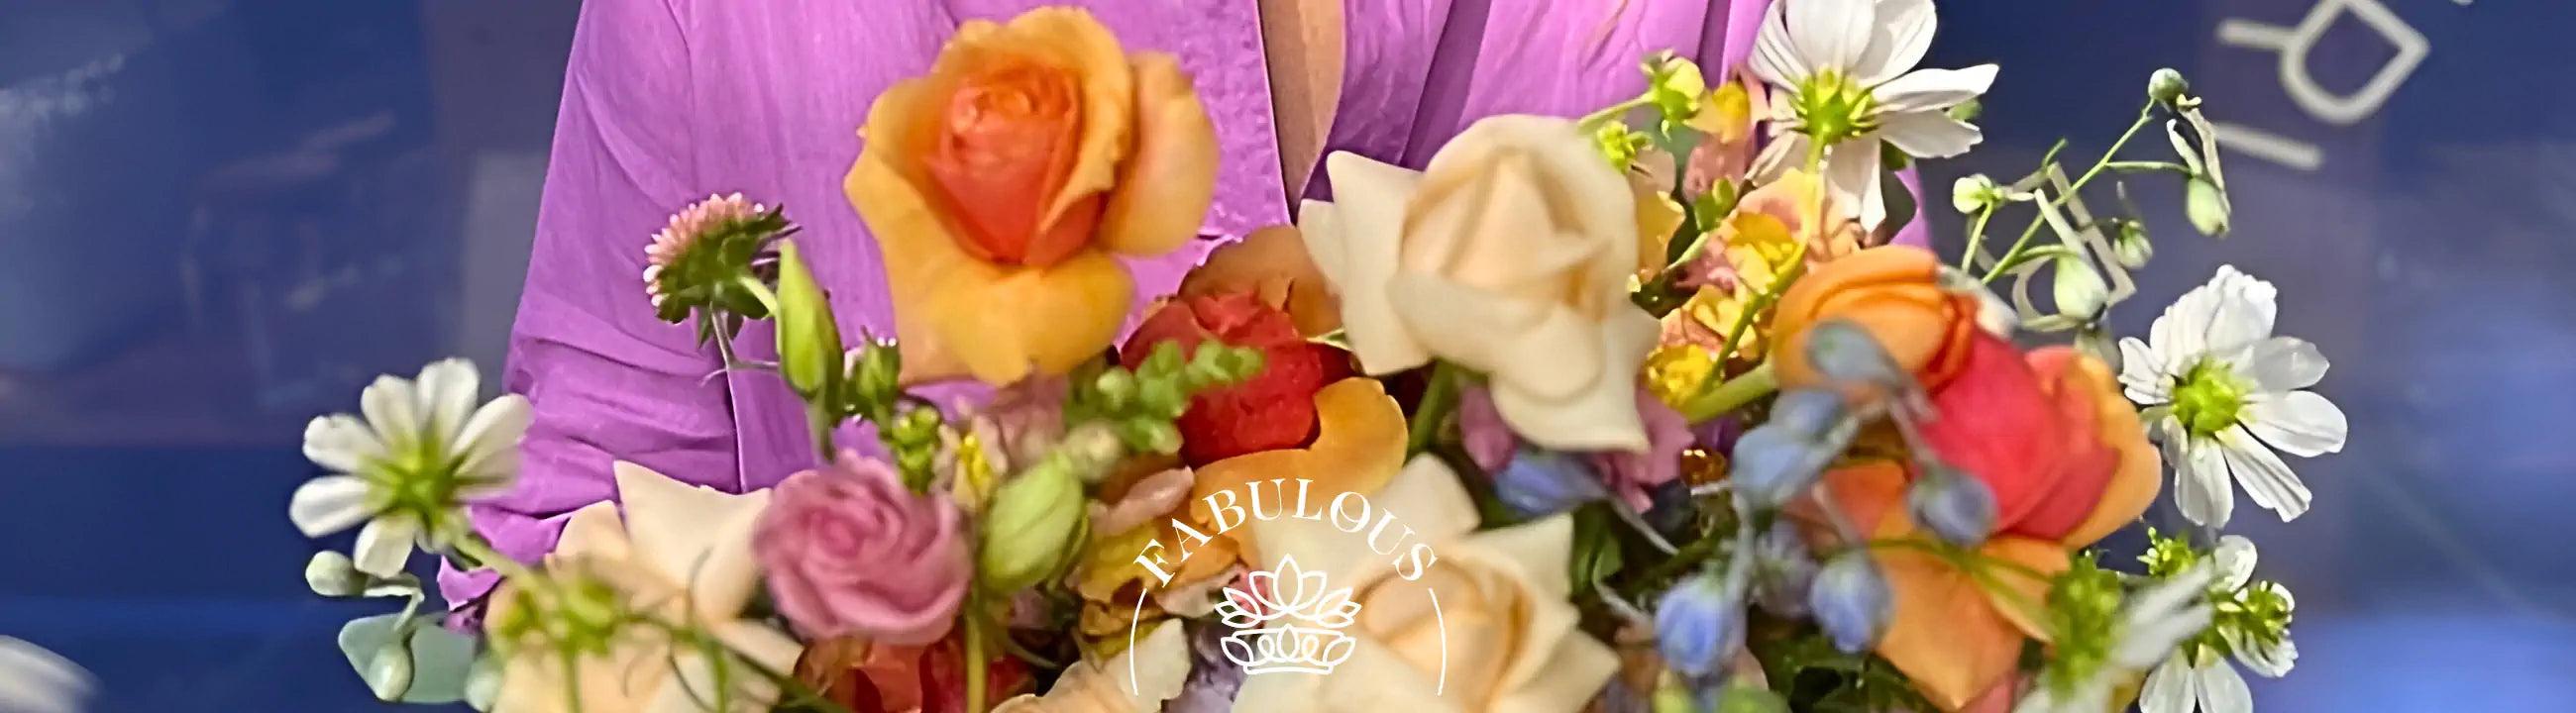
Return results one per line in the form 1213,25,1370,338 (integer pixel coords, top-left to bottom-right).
449,0,1924,608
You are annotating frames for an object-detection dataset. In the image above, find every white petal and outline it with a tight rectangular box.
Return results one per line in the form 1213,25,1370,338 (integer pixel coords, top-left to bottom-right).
612,462,774,616
1879,111,1982,159
1873,65,1996,114
352,514,421,578
0,637,91,713
2117,604,2213,670
301,414,385,473
2173,432,2235,528
2201,266,2278,353
2195,661,2253,713
2230,631,2299,677
414,358,481,443
1315,153,1433,374
1789,0,1877,71
2241,337,2328,391
2120,337,2174,404
359,374,422,451
2141,657,2197,713
2151,281,2219,369
2221,427,2312,522
2245,391,2346,458
1751,133,1809,183
1750,1,1808,87
2211,535,2258,589
289,475,376,537
453,394,533,480
1823,136,1885,229
1853,0,1937,85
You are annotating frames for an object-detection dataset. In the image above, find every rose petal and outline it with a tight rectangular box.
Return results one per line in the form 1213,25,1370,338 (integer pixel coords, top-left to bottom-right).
1099,51,1219,257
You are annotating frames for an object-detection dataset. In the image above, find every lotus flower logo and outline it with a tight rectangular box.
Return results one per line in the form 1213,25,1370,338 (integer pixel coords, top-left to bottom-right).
1211,556,1361,675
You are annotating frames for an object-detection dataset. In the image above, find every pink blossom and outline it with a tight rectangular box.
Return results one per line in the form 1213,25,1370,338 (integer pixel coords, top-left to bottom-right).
754,452,968,645
1588,391,1691,511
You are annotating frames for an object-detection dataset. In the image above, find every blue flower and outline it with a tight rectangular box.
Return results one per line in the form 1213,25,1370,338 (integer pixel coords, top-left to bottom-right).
1809,553,1892,654
1655,573,1746,678
1908,463,1997,548
1492,449,1611,517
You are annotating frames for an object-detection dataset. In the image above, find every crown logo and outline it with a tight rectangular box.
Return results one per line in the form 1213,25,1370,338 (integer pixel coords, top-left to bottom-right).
1213,556,1361,675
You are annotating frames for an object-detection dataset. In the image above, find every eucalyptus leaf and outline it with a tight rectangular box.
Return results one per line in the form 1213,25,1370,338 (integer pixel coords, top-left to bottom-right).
339,613,478,704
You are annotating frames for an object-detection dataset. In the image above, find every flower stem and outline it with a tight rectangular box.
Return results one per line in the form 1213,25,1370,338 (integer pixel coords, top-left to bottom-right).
1407,363,1462,456
964,603,991,713
1984,104,2157,284
1578,97,1651,130
1959,203,1997,270
1678,360,1776,423
734,272,783,316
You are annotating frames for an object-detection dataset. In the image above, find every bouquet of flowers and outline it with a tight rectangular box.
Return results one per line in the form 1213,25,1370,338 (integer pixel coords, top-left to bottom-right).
283,3,2341,712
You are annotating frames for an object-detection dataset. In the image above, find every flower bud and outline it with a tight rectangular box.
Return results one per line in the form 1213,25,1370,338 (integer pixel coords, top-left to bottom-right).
977,460,1085,593
2112,222,2154,268
1908,464,1997,548
1494,449,1611,517
1715,686,1790,713
1766,389,1850,447
2186,177,2230,237
772,240,844,400
1800,321,1908,390
2148,68,2191,108
1951,174,1998,215
1752,522,1818,616
844,340,902,408
306,551,365,597
1728,425,1833,510
1809,553,1891,653
1655,572,1746,677
2050,255,2109,320
364,639,415,701
464,656,502,712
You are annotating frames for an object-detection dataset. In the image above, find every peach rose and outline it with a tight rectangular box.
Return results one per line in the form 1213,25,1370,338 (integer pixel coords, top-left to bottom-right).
1771,246,1989,392
1300,115,1661,452
845,7,1218,384
1812,340,2160,710
1234,458,1618,713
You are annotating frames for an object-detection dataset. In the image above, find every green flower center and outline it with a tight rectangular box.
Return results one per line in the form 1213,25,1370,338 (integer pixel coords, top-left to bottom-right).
1792,68,1879,147
2170,359,2250,439
2041,555,2126,694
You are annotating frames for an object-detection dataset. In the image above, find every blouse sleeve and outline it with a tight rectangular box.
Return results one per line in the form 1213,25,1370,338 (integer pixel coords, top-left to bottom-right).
439,0,742,609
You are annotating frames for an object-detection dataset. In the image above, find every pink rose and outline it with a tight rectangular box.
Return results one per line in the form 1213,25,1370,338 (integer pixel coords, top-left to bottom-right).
755,453,969,645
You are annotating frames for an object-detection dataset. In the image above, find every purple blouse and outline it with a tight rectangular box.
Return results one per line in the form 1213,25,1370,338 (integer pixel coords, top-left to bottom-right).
445,0,1916,605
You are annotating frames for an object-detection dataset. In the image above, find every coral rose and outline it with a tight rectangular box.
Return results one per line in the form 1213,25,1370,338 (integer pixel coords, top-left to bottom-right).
1813,337,2160,710
1123,291,1352,465
1300,115,1661,452
1771,246,1989,392
845,7,1218,384
754,453,970,645
1177,224,1342,337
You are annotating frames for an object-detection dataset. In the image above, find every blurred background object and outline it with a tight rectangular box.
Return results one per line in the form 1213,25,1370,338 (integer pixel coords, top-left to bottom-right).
0,0,2571,710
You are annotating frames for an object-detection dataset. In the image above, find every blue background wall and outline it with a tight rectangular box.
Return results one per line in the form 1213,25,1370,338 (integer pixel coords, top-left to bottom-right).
2,0,2570,710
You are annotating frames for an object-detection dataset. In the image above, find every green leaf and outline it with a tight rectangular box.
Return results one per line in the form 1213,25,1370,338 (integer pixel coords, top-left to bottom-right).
1715,685,1791,713
1568,507,1626,589
339,613,478,704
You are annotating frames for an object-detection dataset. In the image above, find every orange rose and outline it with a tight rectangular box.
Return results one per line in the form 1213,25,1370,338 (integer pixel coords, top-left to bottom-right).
1770,246,1986,391
1177,225,1342,337
845,8,1218,384
1811,340,2159,710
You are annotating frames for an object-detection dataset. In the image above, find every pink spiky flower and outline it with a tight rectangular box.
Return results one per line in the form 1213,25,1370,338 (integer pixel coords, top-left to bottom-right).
640,192,796,338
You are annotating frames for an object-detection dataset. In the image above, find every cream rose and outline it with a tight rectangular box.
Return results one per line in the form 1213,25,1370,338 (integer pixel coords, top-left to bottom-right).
1232,458,1619,712
1299,115,1661,451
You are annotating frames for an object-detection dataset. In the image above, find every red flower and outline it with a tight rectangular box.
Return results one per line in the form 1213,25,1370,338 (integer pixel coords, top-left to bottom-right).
1124,291,1351,465
1909,334,2142,542
797,630,1029,713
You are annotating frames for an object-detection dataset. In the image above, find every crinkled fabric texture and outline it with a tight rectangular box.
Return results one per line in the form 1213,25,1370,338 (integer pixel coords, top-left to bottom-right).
453,0,1926,607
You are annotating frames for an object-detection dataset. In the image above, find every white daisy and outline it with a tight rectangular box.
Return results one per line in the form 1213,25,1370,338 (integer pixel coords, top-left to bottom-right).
2119,266,2347,528
2141,537,2299,713
1747,0,1997,229
0,637,91,713
2016,567,2216,713
289,358,530,577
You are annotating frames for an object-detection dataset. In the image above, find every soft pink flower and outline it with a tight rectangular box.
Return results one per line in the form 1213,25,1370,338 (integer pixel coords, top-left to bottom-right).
1587,390,1690,511
755,452,969,645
